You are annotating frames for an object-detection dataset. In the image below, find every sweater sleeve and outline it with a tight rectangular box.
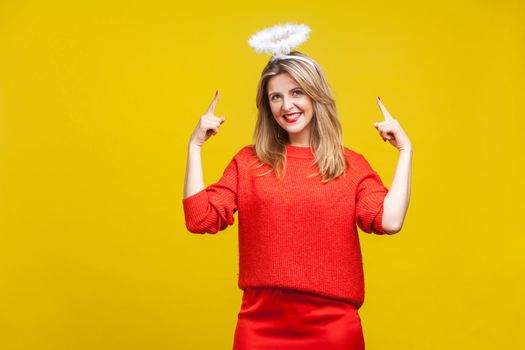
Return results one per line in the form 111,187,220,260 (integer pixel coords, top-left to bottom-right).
354,154,389,235
182,153,239,234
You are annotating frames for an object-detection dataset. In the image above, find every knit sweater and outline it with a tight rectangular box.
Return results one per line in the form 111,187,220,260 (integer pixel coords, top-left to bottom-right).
182,144,389,307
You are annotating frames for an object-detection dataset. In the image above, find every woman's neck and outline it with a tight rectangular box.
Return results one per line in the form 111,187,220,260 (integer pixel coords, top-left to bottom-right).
287,133,310,147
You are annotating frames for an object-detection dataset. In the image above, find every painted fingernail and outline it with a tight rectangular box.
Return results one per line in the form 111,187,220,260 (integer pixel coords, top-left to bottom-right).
378,96,381,101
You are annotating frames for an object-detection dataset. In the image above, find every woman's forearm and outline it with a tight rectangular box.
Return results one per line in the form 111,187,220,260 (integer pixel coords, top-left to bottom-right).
183,142,205,200
382,147,412,233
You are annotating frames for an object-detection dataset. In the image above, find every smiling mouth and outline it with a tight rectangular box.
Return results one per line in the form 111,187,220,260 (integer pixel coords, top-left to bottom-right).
283,112,302,119
283,112,302,123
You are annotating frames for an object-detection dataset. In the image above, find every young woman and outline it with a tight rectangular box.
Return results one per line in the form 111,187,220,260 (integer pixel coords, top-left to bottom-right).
183,51,412,349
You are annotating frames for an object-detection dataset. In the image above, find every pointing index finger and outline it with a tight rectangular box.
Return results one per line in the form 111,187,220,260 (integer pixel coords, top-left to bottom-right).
206,90,220,115
376,96,394,121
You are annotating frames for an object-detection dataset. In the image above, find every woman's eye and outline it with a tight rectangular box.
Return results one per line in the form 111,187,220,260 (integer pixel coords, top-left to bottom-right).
270,90,302,101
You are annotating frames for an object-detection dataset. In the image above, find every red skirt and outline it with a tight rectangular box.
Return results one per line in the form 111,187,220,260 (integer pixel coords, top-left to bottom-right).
232,286,365,350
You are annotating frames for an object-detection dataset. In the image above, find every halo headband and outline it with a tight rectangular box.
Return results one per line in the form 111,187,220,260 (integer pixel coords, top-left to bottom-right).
248,23,316,69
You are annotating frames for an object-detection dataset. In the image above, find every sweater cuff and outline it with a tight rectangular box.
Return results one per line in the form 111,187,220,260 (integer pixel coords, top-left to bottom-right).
182,188,209,224
372,204,387,235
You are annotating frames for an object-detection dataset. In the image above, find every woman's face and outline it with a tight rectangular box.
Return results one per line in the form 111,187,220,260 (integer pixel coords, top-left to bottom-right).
267,72,314,145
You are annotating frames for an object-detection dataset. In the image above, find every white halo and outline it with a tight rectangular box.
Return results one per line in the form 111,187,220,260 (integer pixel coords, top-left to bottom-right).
248,23,311,56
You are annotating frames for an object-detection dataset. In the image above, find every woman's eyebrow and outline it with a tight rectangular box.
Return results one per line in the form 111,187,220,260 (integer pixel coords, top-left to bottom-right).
268,87,302,96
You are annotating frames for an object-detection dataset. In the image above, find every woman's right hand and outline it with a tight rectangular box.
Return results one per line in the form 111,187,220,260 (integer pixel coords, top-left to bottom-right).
189,90,226,147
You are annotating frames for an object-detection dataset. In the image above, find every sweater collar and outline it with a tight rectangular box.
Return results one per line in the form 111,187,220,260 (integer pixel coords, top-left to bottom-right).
285,144,315,159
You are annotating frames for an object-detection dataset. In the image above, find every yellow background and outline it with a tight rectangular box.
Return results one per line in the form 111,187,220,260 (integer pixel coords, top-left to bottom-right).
1,0,524,349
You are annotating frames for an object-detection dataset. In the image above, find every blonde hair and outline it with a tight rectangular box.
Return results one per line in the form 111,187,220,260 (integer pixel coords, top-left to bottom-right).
251,51,348,183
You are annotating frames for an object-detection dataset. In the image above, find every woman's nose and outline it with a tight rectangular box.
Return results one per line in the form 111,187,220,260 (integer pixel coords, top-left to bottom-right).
282,97,294,111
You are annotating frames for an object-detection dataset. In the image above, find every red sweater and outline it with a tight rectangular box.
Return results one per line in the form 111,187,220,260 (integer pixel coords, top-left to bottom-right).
182,144,389,307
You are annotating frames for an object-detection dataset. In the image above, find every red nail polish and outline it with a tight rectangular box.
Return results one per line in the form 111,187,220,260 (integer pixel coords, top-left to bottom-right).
378,96,381,101
215,90,218,96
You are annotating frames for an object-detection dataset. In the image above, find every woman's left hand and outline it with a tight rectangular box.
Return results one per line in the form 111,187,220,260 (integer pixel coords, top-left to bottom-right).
373,96,412,152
